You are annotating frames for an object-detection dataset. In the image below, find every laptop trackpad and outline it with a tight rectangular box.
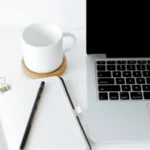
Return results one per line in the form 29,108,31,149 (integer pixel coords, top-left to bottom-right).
88,103,150,143
147,103,150,124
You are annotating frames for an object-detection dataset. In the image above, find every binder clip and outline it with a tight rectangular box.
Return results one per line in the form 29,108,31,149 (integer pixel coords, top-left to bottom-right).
0,77,11,93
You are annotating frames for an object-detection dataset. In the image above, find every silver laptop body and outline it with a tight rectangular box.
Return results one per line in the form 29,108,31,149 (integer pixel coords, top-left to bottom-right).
85,0,150,144
85,54,150,143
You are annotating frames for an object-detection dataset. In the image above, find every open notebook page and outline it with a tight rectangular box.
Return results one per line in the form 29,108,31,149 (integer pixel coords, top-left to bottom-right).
0,77,89,150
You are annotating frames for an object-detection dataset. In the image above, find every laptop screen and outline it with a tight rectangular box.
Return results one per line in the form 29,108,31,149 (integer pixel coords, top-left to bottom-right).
87,0,150,57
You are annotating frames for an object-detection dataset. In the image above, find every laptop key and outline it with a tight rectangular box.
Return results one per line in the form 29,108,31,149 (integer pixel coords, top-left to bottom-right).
132,85,141,91
116,78,125,84
127,65,135,70
99,85,120,91
137,78,145,84
143,71,150,77
107,61,116,64
123,71,131,77
98,78,114,84
120,92,129,100
117,65,126,70
147,65,150,70
97,71,111,77
133,71,141,77
97,65,106,71
147,78,150,84
97,61,105,64
99,93,108,100
143,85,150,91
147,61,150,64
137,60,146,64
110,93,118,100
107,65,116,71
117,61,126,64
127,60,136,64
144,92,150,99
126,78,135,84
122,85,131,91
131,92,142,99
137,65,145,70
113,71,121,77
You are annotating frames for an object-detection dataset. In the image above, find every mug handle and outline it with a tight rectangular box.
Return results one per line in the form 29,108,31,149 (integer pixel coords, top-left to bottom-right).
62,32,77,53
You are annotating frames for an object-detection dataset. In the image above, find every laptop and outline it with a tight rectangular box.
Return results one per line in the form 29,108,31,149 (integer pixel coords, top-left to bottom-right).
85,0,150,143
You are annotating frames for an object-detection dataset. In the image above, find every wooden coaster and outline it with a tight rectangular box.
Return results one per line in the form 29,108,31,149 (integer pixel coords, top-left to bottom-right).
21,56,67,79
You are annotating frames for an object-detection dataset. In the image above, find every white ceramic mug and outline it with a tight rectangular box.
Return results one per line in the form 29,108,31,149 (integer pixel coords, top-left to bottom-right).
21,23,77,73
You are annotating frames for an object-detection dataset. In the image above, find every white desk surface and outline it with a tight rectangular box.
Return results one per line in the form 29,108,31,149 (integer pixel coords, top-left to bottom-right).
0,28,150,150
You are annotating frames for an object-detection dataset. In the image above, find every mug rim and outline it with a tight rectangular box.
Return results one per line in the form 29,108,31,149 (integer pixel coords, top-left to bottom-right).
22,23,63,47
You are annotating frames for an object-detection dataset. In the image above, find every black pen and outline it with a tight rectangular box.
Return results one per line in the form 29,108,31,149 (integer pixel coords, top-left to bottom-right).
20,81,45,150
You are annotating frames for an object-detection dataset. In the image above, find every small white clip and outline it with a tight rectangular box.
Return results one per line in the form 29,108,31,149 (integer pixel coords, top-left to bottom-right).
0,77,11,93
74,106,83,116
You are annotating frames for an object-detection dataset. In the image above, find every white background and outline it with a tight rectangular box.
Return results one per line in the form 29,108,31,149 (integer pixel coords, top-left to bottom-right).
0,0,86,28
0,1,86,149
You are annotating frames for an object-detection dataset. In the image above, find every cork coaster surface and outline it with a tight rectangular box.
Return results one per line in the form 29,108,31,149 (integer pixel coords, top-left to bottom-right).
21,56,67,79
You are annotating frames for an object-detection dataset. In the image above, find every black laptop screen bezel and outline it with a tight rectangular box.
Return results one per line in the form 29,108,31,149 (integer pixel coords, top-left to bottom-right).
86,0,150,57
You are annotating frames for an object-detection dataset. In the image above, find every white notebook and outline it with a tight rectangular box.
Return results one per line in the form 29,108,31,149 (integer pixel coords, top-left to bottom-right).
0,77,90,150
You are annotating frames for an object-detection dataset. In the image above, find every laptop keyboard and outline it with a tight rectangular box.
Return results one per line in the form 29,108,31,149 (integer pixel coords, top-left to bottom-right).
97,60,150,100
